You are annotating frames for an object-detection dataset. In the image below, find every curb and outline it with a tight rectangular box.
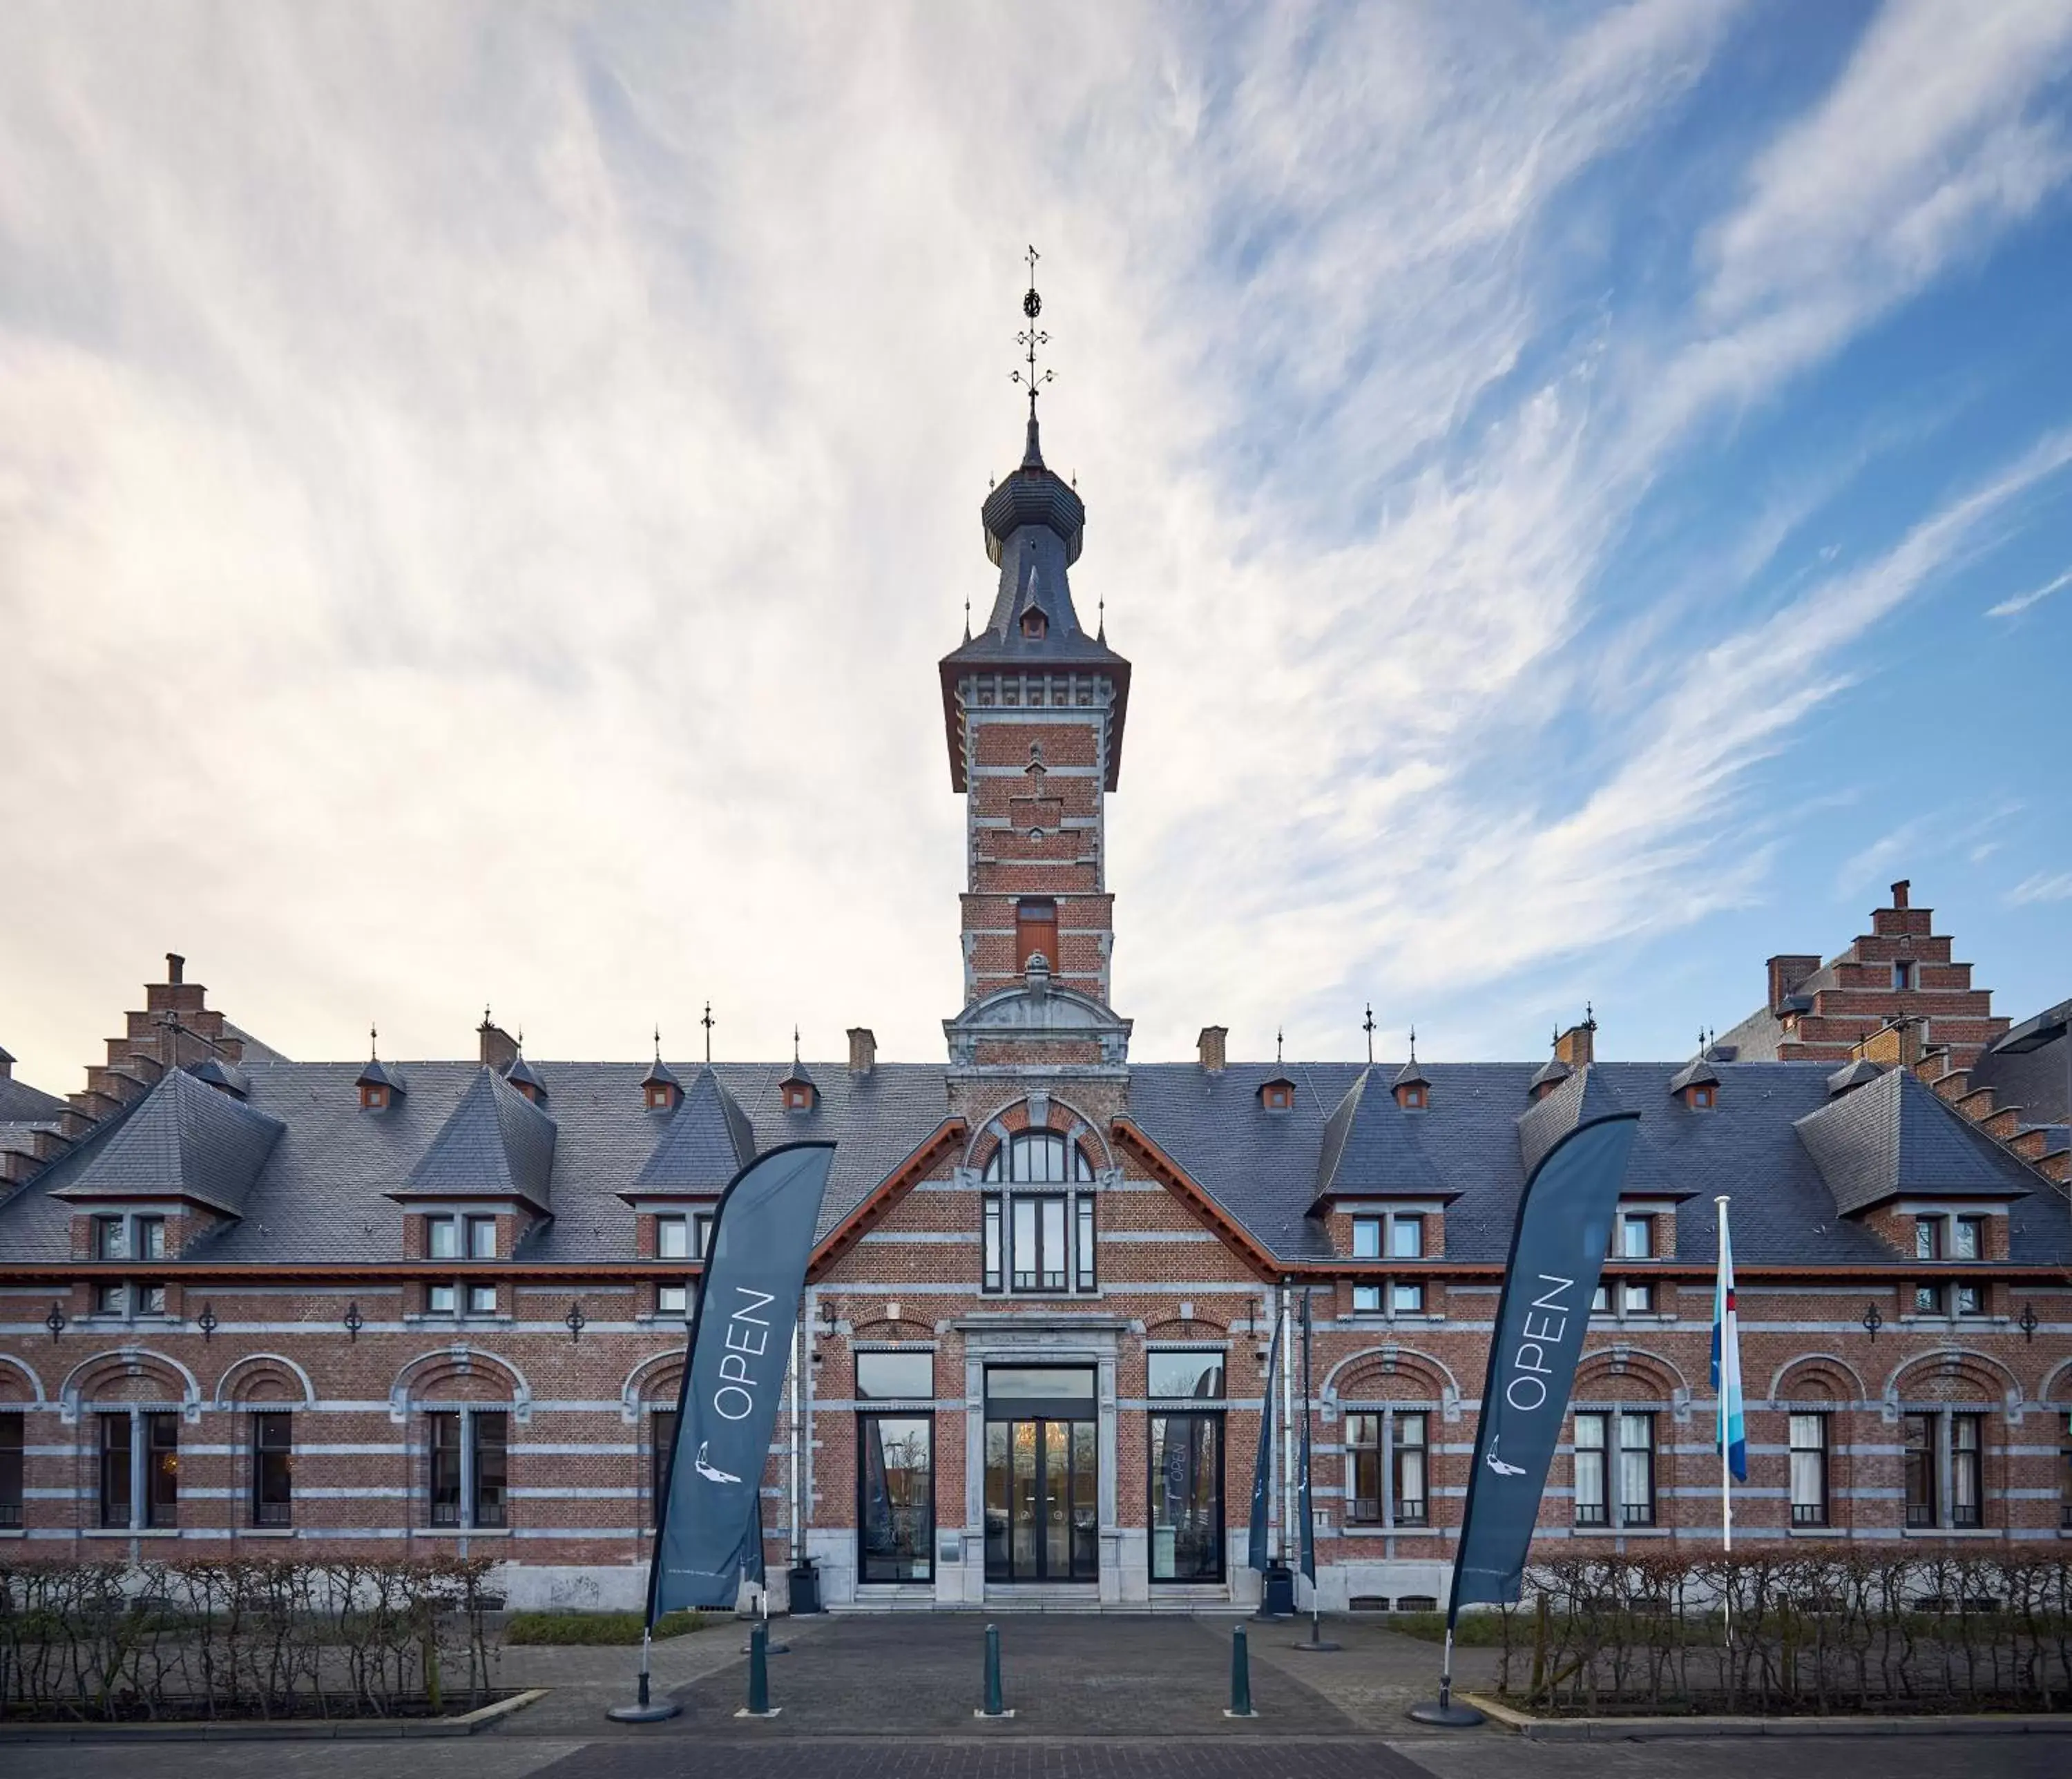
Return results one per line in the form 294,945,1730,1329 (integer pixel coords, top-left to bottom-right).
0,1688,548,1742
1459,1693,2071,1740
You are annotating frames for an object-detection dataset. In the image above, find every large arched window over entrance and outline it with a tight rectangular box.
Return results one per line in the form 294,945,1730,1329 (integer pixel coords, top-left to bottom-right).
983,1131,1095,1184
981,1131,1097,1295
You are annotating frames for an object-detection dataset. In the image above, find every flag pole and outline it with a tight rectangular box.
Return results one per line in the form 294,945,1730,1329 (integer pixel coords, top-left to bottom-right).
1716,1193,1732,1657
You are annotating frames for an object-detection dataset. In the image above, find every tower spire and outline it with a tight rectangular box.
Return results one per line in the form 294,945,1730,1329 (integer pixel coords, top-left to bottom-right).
1012,244,1053,436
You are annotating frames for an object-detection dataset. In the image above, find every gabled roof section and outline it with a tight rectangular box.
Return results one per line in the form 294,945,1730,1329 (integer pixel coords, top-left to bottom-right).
628,1066,756,1198
51,1066,284,1217
1794,1066,2034,1216
641,1054,681,1092
1826,1057,1881,1097
1527,1056,1571,1096
356,1057,407,1096
1517,1065,1689,1200
503,1053,547,1099
397,1067,556,1212
1310,1068,1450,1211
0,1053,67,1124
1667,1055,1720,1096
194,1055,251,1098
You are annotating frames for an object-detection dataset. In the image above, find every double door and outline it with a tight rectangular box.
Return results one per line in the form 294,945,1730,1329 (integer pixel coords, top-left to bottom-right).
984,1416,1097,1581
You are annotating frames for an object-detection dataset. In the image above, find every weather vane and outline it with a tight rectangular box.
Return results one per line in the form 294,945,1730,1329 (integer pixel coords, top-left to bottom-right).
1013,244,1053,416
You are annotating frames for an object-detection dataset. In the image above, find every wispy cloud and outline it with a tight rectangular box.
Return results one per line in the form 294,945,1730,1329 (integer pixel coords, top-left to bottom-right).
1988,566,2072,616
0,1,2068,1086
2008,871,2072,905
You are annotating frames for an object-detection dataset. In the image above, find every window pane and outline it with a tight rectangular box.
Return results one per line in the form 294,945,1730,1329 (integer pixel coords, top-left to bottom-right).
468,1217,496,1258
1352,1284,1382,1313
1039,1198,1067,1289
652,1409,678,1527
982,1197,1003,1293
693,1214,713,1258
1591,1285,1609,1312
1955,1283,1983,1316
428,1218,459,1260
253,1412,293,1526
1345,1416,1381,1523
1621,1215,1652,1259
99,1413,133,1528
137,1218,166,1261
95,1282,126,1314
136,1283,166,1314
1904,1414,1936,1528
466,1283,497,1314
658,1283,689,1316
1573,1414,1606,1526
96,1217,128,1260
428,1412,462,1526
1075,1196,1096,1289
1953,1218,1982,1260
860,1415,934,1582
856,1350,935,1400
656,1217,689,1260
1618,1414,1654,1527
1622,1282,1654,1314
1390,1281,1425,1314
1011,1200,1037,1290
473,1412,508,1528
1789,1414,1827,1526
146,1412,179,1528
1394,1414,1428,1526
984,1366,1094,1403
428,1282,457,1314
1952,1414,1983,1528
0,1416,21,1528
1147,1352,1224,1400
1351,1218,1382,1259
1913,1282,1943,1314
1390,1215,1423,1259
1915,1218,1940,1261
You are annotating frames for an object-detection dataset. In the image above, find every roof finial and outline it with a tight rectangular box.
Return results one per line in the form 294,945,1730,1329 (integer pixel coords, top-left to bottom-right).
655,1025,664,1062
1408,1023,1417,1064
1276,1026,1285,1066
963,594,971,643
701,1000,714,1064
1584,1000,1595,1029
1362,1003,1376,1066
369,1023,378,1061
794,1025,802,1068
1097,590,1105,643
1012,244,1053,437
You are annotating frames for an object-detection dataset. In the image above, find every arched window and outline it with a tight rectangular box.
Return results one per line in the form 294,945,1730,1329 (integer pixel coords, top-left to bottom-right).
981,1131,1097,1295
983,1131,1094,1184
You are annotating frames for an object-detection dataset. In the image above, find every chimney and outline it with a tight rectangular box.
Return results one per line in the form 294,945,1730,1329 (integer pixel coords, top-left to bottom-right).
166,952,184,986
1766,953,1819,1015
1890,879,1910,910
477,1010,519,1073
1197,1026,1228,1073
1553,1010,1597,1070
847,1027,876,1075
0,1045,12,1080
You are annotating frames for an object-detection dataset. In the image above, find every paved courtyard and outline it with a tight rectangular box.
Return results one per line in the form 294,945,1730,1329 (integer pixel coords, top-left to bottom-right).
3,1614,2064,1778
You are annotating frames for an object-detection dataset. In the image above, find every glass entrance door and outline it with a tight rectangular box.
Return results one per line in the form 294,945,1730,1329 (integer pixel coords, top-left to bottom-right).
1149,1412,1224,1581
984,1417,1097,1581
858,1414,933,1583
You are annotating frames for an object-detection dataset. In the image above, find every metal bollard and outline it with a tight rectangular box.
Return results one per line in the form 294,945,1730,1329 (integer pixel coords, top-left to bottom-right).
747,1622,771,1716
1226,1622,1257,1718
977,1621,1012,1718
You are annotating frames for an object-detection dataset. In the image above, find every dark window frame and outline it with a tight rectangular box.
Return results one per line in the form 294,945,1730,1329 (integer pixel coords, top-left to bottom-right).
99,1412,133,1529
1789,1411,1830,1528
857,1411,935,1584
0,1414,20,1529
651,1407,678,1530
1147,1408,1225,1582
251,1410,293,1527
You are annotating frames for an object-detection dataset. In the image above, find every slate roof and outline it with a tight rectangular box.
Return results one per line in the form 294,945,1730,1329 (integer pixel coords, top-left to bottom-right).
0,1055,67,1124
1310,1068,1449,1209
400,1068,557,1212
49,1066,284,1218
1,1055,2065,1270
356,1057,407,1095
1667,1055,1720,1095
630,1066,756,1197
1793,1066,2037,1216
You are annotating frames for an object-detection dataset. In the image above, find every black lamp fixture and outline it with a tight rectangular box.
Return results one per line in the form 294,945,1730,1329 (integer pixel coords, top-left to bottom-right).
1861,1302,1883,1343
344,1300,365,1343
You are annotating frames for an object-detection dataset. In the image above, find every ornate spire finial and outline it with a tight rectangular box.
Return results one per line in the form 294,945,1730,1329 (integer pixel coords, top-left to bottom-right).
701,1000,714,1064
794,1025,802,1068
1097,590,1105,642
655,1025,664,1062
1408,1023,1418,1064
1362,1002,1376,1066
963,594,971,642
1276,1026,1285,1066
369,1023,378,1061
1012,244,1053,422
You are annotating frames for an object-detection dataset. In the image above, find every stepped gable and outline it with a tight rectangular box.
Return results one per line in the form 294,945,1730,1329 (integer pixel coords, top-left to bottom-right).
1793,1064,2035,1218
50,1065,283,1217
1310,1067,1449,1211
629,1064,756,1197
398,1066,557,1212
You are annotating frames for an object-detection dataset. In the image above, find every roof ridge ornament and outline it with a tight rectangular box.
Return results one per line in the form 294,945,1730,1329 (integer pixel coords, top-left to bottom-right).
1011,244,1053,434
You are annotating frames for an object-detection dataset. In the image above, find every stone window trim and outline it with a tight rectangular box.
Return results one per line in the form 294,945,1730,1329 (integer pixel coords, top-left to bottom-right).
93,1403,183,1534
1569,1405,1660,1530
1340,1401,1436,1531
421,1404,510,1532
1899,1403,1992,1532
1347,1279,1441,1324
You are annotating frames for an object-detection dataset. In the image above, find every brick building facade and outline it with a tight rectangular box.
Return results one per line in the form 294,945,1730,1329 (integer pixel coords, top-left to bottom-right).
3,399,2069,1614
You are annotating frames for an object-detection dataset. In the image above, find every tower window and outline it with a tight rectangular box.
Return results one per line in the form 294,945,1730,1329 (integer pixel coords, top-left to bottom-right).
1016,899,1058,972
1020,608,1048,640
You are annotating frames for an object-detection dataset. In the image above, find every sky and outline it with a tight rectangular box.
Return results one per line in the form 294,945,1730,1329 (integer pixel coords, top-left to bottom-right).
2,0,2071,1092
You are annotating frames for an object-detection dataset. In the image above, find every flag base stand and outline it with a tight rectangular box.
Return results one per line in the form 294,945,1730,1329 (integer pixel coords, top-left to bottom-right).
607,1632,681,1722
1407,1699,1486,1727
1289,1608,1340,1653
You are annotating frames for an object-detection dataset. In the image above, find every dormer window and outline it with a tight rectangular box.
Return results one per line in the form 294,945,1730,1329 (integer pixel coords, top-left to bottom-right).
1668,1051,1718,1110
1689,1084,1714,1109
1259,1074,1296,1112
781,1073,817,1111
1020,608,1048,640
1398,1081,1426,1109
642,1051,680,1112
503,1055,546,1104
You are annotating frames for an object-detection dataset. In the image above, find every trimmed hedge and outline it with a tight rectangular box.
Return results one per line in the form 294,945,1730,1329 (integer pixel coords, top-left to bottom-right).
505,1609,708,1645
0,1557,501,1721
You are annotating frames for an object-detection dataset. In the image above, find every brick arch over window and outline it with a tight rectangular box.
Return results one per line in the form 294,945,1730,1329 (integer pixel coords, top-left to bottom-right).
1321,1345,1461,1419
1770,1354,1868,1405
0,1353,47,1406
58,1347,202,1423
388,1347,531,1423
212,1353,316,1409
620,1350,683,1423
1883,1348,2022,1419
1573,1345,1689,1405
853,1318,934,1343
1144,1314,1228,1338
963,1092,1113,1175
2040,1356,2072,1407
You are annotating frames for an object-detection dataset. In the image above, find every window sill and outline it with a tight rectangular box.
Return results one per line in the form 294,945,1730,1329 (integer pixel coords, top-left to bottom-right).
418,1527,513,1538
1786,1525,1836,1537
403,1315,514,1328
1900,1526,2004,1540
238,1527,298,1539
0,1528,25,1540
83,1528,183,1539
1341,1524,1433,1538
